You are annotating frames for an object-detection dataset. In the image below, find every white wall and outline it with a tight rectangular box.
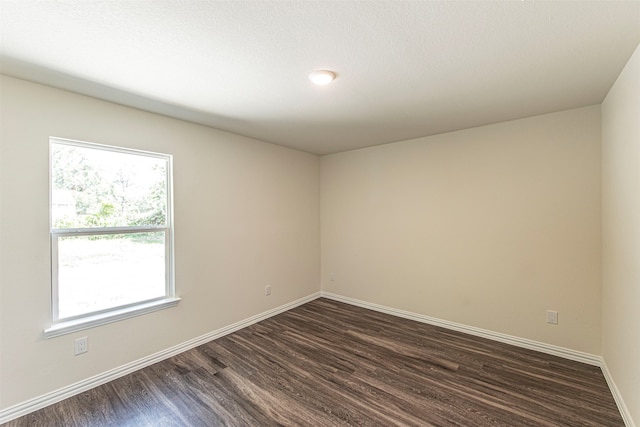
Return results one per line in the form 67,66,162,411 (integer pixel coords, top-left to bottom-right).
321,106,602,354
602,43,640,426
0,75,320,409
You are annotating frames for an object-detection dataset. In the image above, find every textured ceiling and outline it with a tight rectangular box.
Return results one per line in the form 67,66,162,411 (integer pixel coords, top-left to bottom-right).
1,0,639,155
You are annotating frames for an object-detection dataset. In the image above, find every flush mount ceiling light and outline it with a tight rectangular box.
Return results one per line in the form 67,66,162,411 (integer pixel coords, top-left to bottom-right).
309,70,336,85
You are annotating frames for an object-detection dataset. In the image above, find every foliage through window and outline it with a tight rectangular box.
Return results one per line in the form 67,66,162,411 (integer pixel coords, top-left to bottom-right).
49,138,175,333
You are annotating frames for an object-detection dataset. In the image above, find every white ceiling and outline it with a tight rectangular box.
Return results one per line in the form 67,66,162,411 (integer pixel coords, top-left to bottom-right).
1,1,639,155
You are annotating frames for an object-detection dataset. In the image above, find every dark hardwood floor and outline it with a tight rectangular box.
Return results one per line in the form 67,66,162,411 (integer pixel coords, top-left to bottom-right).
4,298,623,426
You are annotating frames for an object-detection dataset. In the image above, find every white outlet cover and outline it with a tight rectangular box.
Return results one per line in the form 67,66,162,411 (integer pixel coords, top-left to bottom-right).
74,337,88,355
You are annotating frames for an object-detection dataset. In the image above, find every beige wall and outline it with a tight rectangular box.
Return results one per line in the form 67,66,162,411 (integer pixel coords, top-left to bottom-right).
321,106,602,354
602,43,640,425
0,75,320,409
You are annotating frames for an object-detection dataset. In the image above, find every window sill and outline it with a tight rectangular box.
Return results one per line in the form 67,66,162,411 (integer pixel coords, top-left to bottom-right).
44,297,181,339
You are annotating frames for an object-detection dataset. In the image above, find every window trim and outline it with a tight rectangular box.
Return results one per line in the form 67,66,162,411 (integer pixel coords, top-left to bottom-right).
46,137,178,338
44,297,181,339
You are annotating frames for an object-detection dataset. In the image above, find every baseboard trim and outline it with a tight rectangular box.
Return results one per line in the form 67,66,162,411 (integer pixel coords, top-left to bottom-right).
322,291,637,426
321,292,600,365
3,291,634,427
600,358,636,427
0,292,321,424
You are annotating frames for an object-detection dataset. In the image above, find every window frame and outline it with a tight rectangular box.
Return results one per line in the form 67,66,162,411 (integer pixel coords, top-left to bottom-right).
45,137,179,339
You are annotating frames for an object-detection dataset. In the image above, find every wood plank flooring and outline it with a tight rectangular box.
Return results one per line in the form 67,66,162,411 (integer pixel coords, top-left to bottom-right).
4,298,624,426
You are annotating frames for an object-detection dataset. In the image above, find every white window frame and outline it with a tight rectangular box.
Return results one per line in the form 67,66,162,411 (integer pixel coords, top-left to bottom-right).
45,137,179,339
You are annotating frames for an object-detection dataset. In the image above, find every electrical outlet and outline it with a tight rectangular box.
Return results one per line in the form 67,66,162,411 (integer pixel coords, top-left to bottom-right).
265,285,271,296
546,310,558,325
74,337,88,355
330,272,336,282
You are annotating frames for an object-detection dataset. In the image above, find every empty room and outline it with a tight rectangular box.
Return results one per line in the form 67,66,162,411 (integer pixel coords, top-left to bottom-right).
1,1,639,425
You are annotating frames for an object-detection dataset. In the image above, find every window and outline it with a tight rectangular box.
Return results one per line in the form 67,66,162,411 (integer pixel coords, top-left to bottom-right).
45,138,178,338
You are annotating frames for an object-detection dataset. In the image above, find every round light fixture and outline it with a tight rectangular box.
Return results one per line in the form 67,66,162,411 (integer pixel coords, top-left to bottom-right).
309,70,336,85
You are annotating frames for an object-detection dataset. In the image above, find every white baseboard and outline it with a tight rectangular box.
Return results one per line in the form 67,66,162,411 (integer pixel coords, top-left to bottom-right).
322,291,635,427
3,291,634,427
600,359,636,427
0,292,321,425
321,292,600,365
